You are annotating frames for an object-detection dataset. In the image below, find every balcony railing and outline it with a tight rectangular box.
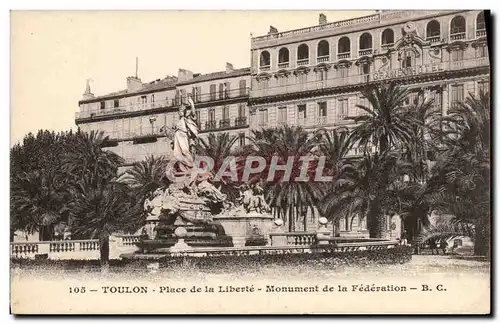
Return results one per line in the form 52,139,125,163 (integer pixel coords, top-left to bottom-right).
359,49,373,56
76,88,250,120
337,52,350,59
235,116,247,126
426,36,441,43
316,116,327,125
219,119,231,129
381,43,394,50
317,55,330,63
297,58,309,66
258,121,269,128
278,62,290,69
260,65,270,71
250,57,489,98
205,120,217,130
476,29,487,38
450,32,466,41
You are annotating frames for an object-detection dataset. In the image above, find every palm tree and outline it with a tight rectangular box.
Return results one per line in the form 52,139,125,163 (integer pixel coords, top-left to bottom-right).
426,91,490,256
250,125,322,232
69,178,142,265
343,83,417,237
122,155,170,196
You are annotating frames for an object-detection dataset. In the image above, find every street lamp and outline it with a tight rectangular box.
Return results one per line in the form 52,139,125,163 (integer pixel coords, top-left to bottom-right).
149,116,157,135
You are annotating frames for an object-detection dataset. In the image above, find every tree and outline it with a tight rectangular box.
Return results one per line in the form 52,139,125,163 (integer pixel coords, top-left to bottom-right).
426,91,491,256
345,83,415,237
250,125,322,232
69,178,142,265
122,155,171,197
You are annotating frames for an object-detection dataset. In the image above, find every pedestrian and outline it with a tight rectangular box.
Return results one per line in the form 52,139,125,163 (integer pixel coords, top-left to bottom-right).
441,239,448,255
401,230,408,246
429,238,437,255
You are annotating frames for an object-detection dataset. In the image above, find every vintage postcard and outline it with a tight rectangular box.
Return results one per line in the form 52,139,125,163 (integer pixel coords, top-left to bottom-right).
10,9,491,315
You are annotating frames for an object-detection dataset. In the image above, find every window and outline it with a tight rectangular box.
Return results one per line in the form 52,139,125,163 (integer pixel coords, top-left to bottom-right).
297,44,309,61
477,11,486,31
141,95,147,104
258,109,269,125
278,106,287,124
180,90,186,104
451,49,464,62
165,96,169,106
360,62,370,75
317,102,327,117
260,51,270,67
317,69,327,81
476,44,488,57
175,90,181,105
478,81,489,95
317,40,329,58
403,92,419,106
381,29,394,45
431,90,442,110
451,84,464,108
151,94,155,104
297,104,307,119
219,84,224,100
196,86,201,102
402,52,415,68
358,96,369,115
238,104,246,118
337,98,348,120
338,66,349,78
239,79,247,96
114,99,119,108
238,133,246,147
222,106,230,120
195,111,201,127
359,33,373,50
191,87,197,102
338,37,350,54
426,20,441,38
278,48,290,63
210,84,217,100
224,82,230,98
209,108,216,121
100,101,105,110
450,16,466,35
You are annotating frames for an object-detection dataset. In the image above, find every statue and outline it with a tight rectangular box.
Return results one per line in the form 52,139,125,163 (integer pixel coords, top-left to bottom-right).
171,96,199,175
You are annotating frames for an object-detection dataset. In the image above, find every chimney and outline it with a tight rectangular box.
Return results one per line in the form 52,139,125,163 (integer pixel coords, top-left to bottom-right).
268,26,278,35
126,76,142,92
225,62,234,73
82,79,94,100
319,13,327,25
177,69,194,82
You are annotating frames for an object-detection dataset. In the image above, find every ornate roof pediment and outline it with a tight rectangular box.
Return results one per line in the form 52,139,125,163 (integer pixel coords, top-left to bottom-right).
444,41,469,52
274,69,291,78
256,72,272,81
333,60,352,69
355,56,374,65
313,63,332,72
293,66,311,75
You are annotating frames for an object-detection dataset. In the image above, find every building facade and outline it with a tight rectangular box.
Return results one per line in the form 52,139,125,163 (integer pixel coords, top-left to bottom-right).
76,63,250,165
74,10,489,234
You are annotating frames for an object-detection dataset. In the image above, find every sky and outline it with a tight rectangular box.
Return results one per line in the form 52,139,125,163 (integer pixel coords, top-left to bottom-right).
10,10,375,146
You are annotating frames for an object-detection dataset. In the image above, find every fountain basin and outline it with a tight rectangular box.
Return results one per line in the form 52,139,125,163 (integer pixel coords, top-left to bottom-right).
213,213,274,247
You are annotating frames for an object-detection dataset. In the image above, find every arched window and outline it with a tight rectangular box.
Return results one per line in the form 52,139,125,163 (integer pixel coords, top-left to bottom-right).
450,16,466,35
278,48,289,63
260,51,270,67
297,44,309,60
317,40,330,58
338,37,350,54
359,33,372,50
477,11,486,31
426,20,441,40
381,29,394,45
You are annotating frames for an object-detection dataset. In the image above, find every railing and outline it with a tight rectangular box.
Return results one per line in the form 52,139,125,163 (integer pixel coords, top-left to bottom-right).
11,239,100,259
260,65,270,71
317,55,330,63
219,119,231,129
450,32,466,41
120,235,142,246
250,57,489,98
316,116,327,125
476,29,487,37
297,59,309,66
278,62,290,69
76,88,250,120
251,13,379,43
381,43,394,50
235,116,247,126
337,52,350,59
205,120,217,130
269,232,317,246
359,49,373,56
427,36,441,43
